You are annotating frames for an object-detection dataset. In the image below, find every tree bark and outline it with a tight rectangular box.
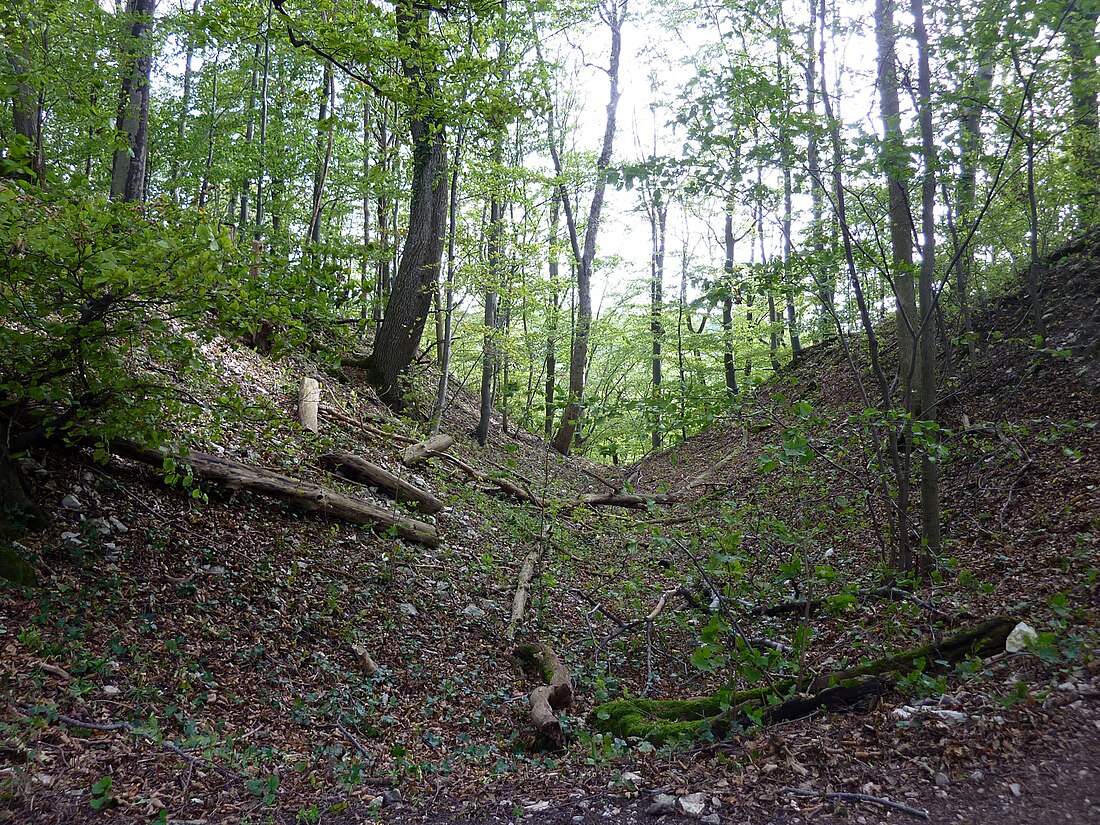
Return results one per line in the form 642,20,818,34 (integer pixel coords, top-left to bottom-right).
549,0,625,455
111,0,157,203
874,0,917,399
912,0,940,570
649,187,667,449
366,0,449,407
1065,0,1100,230
722,198,739,395
4,20,45,186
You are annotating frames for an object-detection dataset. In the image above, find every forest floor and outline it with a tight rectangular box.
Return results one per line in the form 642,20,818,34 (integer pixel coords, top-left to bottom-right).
1,231,1098,824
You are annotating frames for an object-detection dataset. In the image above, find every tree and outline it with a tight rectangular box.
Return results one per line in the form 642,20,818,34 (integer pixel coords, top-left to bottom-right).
874,0,918,399
111,0,157,202
543,0,626,456
1064,0,1099,228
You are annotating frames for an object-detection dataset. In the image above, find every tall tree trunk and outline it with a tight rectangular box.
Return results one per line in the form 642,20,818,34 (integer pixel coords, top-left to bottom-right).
477,18,512,446
240,32,262,227
956,47,993,364
196,50,220,210
722,209,739,396
820,0,911,570
548,0,626,456
307,61,335,248
911,0,939,571
111,0,157,202
874,0,917,401
366,0,449,407
431,134,463,436
649,187,667,450
805,0,831,340
374,101,393,325
778,36,801,359
1064,0,1100,230
476,192,503,446
4,19,45,186
361,97,372,319
172,0,201,202
544,192,561,439
254,0,271,234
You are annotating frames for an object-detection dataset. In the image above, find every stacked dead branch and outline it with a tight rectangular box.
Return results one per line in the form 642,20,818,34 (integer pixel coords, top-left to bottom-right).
107,439,439,546
318,451,444,514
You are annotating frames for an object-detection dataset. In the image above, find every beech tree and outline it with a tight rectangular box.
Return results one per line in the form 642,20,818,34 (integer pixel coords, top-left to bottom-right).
111,0,157,202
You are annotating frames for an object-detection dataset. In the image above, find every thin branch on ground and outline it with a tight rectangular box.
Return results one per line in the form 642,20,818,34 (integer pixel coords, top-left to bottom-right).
783,787,929,820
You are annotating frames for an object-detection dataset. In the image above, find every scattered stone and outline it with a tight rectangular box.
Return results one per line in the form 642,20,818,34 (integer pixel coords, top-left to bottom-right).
462,603,486,620
647,793,677,816
31,773,55,787
971,770,985,781
1058,681,1079,695
1009,783,1022,798
399,602,418,617
677,792,707,818
524,801,551,812
367,795,383,809
620,771,642,786
108,516,128,533
1005,622,1038,653
702,815,721,825
935,772,950,788
60,532,82,546
381,788,403,807
350,644,380,677
892,705,969,724
103,685,121,696
61,495,82,511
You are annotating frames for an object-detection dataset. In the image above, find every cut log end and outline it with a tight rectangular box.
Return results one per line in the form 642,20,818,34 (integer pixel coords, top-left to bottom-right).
299,377,321,433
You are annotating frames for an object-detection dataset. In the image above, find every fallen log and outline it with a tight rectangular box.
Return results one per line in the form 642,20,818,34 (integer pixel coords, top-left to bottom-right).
588,617,1016,744
505,543,545,642
402,434,456,467
318,451,444,515
515,641,573,739
107,439,439,547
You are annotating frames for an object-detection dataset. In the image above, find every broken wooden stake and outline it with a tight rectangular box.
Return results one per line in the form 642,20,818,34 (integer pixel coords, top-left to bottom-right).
402,434,456,467
299,377,320,433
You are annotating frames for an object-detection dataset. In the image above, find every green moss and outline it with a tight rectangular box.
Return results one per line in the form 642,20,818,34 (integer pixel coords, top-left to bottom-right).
589,619,1018,745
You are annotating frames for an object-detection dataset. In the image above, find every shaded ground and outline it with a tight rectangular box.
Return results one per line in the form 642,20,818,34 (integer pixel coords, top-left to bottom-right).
1,233,1098,823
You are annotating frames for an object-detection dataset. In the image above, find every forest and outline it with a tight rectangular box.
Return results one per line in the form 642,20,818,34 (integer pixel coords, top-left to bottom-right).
0,0,1098,822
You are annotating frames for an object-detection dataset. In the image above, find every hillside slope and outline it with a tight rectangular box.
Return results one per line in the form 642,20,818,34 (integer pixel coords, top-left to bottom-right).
1,233,1098,824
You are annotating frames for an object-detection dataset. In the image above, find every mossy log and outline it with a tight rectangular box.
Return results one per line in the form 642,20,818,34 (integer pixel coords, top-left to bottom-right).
108,439,440,546
588,617,1016,744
